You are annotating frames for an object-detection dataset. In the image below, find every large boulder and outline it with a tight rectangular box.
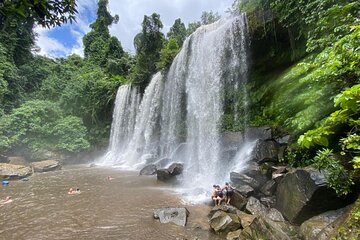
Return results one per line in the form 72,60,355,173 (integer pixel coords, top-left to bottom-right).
156,163,183,182
276,167,352,224
156,169,172,181
245,126,273,141
230,191,248,210
251,139,280,163
246,197,284,222
0,163,32,179
239,217,292,240
139,164,157,175
234,184,254,198
230,163,268,191
153,207,189,226
299,206,351,240
30,160,61,173
209,205,238,217
236,211,256,228
209,211,241,233
168,163,183,176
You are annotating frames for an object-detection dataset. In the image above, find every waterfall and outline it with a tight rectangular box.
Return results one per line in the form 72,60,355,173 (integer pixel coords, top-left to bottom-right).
99,85,141,165
100,14,252,202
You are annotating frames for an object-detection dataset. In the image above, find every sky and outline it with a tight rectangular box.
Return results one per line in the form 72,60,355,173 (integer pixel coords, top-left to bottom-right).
34,0,234,58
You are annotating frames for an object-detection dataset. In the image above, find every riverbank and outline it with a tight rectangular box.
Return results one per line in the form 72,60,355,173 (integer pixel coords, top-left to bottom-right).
0,165,221,240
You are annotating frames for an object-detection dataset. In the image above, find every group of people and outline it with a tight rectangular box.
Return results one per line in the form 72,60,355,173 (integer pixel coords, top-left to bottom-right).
67,188,81,195
211,182,235,206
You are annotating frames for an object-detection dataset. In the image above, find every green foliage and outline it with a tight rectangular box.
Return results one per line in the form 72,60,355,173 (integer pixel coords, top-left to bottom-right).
51,116,90,152
313,149,354,196
0,0,77,28
130,13,164,88
0,100,89,153
156,38,180,71
83,0,125,69
167,18,187,47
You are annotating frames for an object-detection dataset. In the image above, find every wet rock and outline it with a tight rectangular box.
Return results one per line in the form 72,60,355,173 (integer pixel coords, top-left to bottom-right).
139,164,157,175
230,163,267,191
7,156,28,166
245,126,273,141
230,191,248,210
153,207,189,226
251,139,280,163
30,160,61,173
0,163,32,179
209,211,241,233
156,169,172,181
240,217,292,240
156,163,183,181
299,206,351,240
168,163,183,176
234,184,254,198
276,167,352,224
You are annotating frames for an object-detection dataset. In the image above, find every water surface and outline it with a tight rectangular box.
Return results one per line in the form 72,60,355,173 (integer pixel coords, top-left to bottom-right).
0,166,222,240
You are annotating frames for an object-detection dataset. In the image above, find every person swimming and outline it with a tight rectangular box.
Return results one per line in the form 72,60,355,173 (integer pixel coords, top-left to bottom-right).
0,196,13,206
68,188,81,195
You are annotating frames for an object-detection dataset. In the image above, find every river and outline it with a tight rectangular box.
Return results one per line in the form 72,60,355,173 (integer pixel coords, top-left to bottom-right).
0,165,222,240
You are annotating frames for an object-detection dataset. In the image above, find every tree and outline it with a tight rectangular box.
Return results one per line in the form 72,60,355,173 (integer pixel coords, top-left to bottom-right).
167,18,187,47
0,0,77,28
130,13,164,88
83,0,125,69
186,11,221,36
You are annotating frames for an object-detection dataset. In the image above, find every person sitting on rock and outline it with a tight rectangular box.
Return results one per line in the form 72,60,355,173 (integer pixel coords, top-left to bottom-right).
212,185,223,206
223,182,235,205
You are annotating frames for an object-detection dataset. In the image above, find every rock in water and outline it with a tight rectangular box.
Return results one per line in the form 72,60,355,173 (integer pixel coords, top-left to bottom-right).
30,160,61,173
139,164,157,175
0,163,32,179
153,207,189,226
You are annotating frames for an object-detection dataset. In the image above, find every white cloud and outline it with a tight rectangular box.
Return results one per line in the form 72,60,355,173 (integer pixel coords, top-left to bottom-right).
34,0,234,57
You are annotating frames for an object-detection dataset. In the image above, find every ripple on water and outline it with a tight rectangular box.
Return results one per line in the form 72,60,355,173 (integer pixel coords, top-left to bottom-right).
0,166,223,240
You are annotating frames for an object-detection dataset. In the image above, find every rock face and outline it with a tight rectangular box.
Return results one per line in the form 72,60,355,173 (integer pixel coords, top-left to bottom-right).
0,163,32,179
251,139,279,163
230,163,267,191
139,164,157,175
276,167,350,224
30,160,61,173
299,206,351,240
153,207,189,226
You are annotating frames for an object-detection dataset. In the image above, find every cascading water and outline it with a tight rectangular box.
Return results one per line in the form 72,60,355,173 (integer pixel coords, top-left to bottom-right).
99,85,140,165
118,72,164,169
100,14,254,202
